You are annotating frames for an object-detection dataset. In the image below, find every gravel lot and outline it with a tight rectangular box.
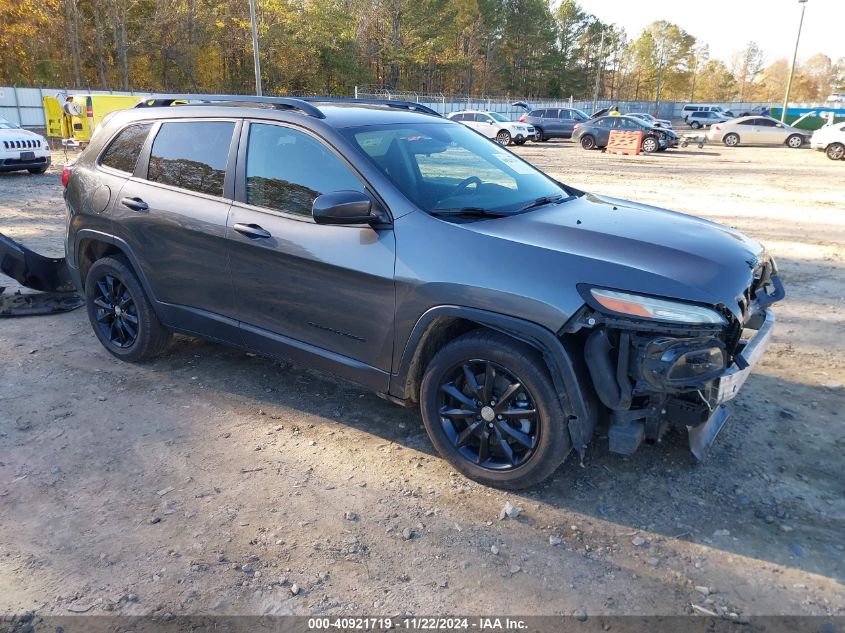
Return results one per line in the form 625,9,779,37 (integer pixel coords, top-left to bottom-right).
1,140,843,619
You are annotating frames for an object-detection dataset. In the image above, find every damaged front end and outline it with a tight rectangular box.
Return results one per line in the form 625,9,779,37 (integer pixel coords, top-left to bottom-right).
0,231,84,317
569,262,785,460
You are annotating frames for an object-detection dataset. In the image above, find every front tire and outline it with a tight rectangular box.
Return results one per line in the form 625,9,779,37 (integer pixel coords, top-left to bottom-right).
786,134,803,149
28,165,49,174
420,331,572,489
826,142,845,160
723,133,740,147
580,135,596,150
495,130,511,146
641,136,659,153
85,256,172,362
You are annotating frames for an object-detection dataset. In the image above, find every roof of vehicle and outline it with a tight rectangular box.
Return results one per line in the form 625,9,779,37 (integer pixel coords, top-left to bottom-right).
447,110,499,116
109,96,450,129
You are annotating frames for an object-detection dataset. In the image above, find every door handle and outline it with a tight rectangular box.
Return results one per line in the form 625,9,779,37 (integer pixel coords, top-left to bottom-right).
121,197,149,212
233,223,271,239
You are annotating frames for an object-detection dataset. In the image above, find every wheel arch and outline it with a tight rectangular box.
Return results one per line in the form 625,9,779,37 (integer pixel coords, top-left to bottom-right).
390,306,596,456
75,229,164,319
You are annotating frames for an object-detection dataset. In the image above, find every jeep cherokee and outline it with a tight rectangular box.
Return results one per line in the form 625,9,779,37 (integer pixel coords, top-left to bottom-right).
63,95,784,489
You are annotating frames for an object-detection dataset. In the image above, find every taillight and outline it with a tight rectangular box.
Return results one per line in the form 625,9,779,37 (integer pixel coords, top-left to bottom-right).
86,96,94,119
61,165,72,188
518,115,526,122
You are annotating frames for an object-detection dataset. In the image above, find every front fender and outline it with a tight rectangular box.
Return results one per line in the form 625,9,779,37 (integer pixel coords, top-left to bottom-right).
390,305,596,456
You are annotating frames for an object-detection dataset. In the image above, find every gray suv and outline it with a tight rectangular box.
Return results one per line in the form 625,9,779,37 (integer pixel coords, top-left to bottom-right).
519,107,590,141
63,95,784,489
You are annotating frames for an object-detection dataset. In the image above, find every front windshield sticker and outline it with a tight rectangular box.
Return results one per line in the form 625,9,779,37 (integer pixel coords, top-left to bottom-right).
490,150,534,175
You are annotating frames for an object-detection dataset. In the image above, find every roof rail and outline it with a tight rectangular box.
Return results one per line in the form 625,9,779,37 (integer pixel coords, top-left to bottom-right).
135,94,326,119
300,97,441,117
133,94,441,119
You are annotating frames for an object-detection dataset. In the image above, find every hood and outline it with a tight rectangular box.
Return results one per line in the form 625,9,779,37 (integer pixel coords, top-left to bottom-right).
469,193,765,319
0,127,42,140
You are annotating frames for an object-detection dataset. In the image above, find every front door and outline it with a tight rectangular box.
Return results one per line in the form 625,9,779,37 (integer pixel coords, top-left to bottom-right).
226,121,396,388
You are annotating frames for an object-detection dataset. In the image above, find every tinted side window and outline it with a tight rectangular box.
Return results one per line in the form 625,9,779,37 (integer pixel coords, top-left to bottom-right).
246,123,365,217
452,113,466,121
100,123,152,173
739,119,756,126
756,119,777,127
147,121,235,197
594,118,610,128
474,113,490,123
528,110,542,117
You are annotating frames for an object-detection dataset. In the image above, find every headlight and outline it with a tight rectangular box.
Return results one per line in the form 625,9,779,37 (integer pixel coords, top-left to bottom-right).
588,288,727,325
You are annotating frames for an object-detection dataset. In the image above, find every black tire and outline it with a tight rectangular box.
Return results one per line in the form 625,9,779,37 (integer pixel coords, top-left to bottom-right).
533,127,545,142
690,121,702,129
580,135,596,150
495,130,511,146
826,142,845,160
786,134,803,149
85,255,172,362
420,330,572,489
28,165,49,174
514,139,526,146
641,136,659,153
723,133,740,147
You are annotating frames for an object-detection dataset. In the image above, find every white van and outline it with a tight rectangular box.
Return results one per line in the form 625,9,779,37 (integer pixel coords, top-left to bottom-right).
681,104,730,121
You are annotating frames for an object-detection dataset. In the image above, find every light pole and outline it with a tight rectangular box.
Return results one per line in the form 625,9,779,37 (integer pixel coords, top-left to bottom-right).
248,0,263,96
591,29,605,115
781,0,808,122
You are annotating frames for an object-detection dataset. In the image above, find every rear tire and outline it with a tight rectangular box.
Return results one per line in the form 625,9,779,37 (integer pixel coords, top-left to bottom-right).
786,134,803,149
723,133,740,147
826,142,845,160
420,331,572,489
690,121,702,129
580,135,596,150
85,256,172,362
533,127,545,142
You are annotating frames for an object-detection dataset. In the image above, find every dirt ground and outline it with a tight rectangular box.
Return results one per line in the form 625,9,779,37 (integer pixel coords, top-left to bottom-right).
0,139,843,620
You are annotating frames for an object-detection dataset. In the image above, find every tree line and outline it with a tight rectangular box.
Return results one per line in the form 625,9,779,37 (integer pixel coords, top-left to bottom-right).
2,0,843,104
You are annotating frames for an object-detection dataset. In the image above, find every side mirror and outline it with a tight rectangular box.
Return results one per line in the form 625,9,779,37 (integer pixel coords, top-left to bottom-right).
312,191,376,226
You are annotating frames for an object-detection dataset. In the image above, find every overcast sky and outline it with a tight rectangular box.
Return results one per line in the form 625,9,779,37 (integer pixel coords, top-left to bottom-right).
575,0,845,65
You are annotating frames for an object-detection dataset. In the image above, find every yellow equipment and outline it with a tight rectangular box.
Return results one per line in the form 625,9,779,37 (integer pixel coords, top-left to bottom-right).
42,93,143,146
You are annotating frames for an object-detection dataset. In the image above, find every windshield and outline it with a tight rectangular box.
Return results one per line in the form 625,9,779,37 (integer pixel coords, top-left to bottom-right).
343,122,571,216
489,113,510,122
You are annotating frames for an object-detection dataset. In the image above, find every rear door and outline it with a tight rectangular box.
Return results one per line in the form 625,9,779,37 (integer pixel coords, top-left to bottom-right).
111,118,240,335
225,121,396,385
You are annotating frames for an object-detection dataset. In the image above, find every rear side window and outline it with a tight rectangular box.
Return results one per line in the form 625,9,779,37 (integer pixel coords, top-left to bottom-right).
147,121,235,197
100,123,152,173
245,123,365,217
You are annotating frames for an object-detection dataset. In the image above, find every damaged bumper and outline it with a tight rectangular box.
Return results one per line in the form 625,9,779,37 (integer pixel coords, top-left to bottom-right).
576,275,782,460
0,231,83,317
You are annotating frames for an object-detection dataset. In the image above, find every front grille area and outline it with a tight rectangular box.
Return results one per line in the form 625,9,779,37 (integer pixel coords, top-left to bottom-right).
2,139,42,149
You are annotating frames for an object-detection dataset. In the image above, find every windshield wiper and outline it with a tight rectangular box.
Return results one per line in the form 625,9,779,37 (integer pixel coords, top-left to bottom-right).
516,194,569,213
429,207,507,218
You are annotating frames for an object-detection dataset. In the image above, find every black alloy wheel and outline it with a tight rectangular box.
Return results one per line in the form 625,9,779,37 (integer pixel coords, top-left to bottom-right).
92,273,139,348
437,359,539,470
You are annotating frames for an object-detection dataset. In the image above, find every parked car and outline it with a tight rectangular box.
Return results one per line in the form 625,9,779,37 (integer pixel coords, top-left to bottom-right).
446,110,535,145
687,111,731,129
518,107,590,140
627,112,673,129
681,104,727,121
0,117,51,174
810,122,845,159
572,115,677,152
706,116,809,148
62,95,783,489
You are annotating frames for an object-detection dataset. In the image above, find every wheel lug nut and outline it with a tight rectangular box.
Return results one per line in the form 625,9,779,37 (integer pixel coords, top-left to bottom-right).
497,415,503,420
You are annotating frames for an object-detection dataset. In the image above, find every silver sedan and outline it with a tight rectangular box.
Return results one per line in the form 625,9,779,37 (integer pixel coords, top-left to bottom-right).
705,116,810,148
